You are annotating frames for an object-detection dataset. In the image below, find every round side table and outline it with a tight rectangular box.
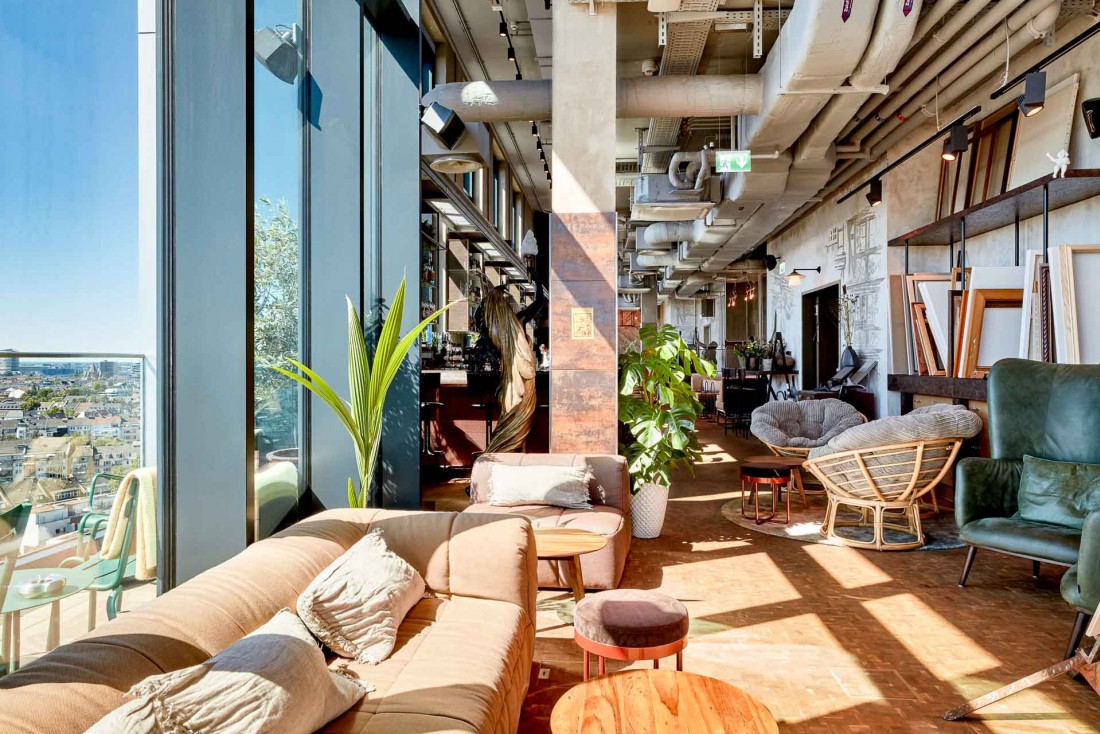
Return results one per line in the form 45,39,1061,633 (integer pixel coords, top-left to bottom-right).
550,670,779,734
739,459,794,525
2,566,96,673
532,527,608,602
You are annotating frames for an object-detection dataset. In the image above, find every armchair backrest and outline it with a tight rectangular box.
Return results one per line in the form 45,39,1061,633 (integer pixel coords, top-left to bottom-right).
988,359,1100,463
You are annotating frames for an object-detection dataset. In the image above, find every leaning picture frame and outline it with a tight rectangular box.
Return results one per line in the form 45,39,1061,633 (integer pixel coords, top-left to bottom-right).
904,273,950,374
912,303,945,376
1051,244,1100,364
1018,249,1044,360
963,288,1024,378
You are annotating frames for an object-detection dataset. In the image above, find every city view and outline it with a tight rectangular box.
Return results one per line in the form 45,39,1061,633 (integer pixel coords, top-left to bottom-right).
0,352,142,556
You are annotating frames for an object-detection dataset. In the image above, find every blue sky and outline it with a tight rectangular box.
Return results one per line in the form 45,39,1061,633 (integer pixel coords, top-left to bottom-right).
0,0,301,354
0,1,139,353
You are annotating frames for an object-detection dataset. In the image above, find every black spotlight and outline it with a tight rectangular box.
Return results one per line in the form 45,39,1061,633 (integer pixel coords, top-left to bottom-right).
507,46,516,62
515,72,522,80
531,122,538,138
498,20,507,37
420,102,466,149
866,178,883,207
536,139,543,151
1082,97,1100,139
1016,70,1046,118
941,124,969,161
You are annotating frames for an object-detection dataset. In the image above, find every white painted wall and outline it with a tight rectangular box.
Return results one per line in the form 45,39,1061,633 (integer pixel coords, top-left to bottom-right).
768,22,1100,417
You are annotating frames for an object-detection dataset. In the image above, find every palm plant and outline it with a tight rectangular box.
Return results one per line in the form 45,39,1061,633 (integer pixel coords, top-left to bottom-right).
271,277,458,507
618,324,716,491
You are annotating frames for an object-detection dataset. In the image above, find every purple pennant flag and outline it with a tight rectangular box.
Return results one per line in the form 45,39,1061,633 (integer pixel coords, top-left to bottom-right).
903,0,914,16
842,0,853,22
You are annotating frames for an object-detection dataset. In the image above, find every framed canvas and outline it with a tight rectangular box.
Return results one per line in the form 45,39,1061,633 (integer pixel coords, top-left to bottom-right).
956,267,1024,375
910,303,930,375
1051,244,1100,364
912,303,945,376
963,288,1024,378
904,273,950,374
1018,249,1043,360
951,290,969,378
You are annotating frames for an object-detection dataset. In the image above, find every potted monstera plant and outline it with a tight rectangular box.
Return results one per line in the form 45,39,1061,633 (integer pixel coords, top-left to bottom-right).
619,324,716,538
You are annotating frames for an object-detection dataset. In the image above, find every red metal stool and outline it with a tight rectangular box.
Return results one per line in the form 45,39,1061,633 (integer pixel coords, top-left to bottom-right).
740,458,793,524
573,589,689,680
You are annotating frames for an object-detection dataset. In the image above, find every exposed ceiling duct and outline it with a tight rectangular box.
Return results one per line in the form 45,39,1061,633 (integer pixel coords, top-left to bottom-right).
422,75,763,123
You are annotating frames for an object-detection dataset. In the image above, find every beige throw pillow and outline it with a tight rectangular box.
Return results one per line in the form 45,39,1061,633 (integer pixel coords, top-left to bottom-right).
488,463,594,509
85,609,367,734
297,528,426,665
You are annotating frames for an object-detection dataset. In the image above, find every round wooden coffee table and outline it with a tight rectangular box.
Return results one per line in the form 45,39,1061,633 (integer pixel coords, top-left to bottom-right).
550,670,778,733
533,527,608,602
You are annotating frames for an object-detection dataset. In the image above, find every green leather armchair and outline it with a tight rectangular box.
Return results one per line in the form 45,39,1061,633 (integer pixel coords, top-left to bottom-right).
955,358,1100,659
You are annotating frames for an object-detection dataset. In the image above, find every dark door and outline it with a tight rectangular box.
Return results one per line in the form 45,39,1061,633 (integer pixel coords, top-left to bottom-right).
801,285,840,389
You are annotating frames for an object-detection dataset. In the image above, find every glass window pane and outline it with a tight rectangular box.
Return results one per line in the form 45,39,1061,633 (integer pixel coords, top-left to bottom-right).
253,0,304,540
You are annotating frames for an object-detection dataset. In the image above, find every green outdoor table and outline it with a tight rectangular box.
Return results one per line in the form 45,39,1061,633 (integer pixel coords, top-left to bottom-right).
2,566,96,673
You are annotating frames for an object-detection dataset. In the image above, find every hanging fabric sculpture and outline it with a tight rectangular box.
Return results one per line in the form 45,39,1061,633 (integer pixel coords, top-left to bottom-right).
478,287,537,453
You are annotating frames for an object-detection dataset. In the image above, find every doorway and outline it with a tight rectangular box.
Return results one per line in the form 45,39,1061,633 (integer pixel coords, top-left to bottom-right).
801,284,840,390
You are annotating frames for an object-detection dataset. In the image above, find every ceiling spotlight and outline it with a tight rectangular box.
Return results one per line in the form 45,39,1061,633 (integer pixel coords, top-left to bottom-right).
941,124,969,161
515,72,522,80
1017,70,1046,117
536,139,543,151
507,46,516,62
498,20,507,37
531,123,538,138
786,267,820,287
254,25,300,84
539,149,545,161
866,178,883,207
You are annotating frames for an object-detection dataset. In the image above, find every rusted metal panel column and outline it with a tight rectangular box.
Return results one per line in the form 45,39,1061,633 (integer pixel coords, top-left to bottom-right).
549,1,618,454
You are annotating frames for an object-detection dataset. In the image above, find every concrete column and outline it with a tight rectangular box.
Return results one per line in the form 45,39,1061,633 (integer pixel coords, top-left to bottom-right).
549,3,617,454
640,277,659,325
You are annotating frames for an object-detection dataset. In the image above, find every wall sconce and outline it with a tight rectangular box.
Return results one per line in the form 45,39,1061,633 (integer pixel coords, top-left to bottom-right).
786,267,820,287
254,25,300,84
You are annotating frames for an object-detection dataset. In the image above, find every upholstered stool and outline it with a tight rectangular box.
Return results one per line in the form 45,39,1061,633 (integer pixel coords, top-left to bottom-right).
573,589,689,680
740,458,793,525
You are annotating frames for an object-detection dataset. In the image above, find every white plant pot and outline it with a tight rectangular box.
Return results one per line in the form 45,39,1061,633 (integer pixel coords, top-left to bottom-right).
632,482,670,539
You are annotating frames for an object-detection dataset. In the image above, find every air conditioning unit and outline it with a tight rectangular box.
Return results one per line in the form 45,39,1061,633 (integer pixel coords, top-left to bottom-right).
421,120,491,174
631,174,719,222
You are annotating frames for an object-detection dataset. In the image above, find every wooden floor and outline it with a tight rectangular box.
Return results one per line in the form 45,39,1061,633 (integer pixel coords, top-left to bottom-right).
432,420,1100,733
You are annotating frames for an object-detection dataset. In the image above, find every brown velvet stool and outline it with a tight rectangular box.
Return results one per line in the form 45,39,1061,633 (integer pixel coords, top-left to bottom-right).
573,589,689,680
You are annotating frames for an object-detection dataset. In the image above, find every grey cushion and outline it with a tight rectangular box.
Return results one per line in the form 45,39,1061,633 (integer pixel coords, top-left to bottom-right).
808,404,982,459
573,589,689,649
750,399,864,449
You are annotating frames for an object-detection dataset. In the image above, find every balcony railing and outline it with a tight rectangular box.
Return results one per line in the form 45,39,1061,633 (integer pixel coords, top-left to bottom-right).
0,352,144,557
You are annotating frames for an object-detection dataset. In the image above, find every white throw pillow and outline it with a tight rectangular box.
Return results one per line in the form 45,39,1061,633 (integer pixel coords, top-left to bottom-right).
85,609,367,734
297,528,426,665
487,463,594,509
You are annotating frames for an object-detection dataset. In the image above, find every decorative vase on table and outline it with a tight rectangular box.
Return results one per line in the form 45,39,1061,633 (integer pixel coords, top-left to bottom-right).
762,358,773,371
747,357,758,371
632,482,670,539
840,345,861,369
737,354,748,369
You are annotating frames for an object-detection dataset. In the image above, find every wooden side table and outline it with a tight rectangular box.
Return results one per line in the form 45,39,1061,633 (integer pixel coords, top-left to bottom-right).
533,527,608,602
739,459,793,525
550,670,779,733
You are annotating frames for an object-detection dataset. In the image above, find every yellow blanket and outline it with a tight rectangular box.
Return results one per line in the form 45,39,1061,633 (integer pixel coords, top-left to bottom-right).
100,467,158,581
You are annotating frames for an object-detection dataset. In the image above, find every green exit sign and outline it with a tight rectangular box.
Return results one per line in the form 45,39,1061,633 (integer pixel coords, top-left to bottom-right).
715,150,751,173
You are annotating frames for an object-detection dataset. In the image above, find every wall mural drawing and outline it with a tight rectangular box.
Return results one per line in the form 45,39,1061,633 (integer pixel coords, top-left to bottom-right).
844,209,884,362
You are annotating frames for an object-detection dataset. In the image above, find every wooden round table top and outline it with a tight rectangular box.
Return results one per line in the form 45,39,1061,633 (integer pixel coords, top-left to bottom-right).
550,670,779,734
533,527,609,559
743,455,806,469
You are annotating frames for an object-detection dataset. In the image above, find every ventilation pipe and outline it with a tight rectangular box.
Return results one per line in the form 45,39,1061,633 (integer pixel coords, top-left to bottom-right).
675,273,719,299
422,75,763,123
669,149,712,191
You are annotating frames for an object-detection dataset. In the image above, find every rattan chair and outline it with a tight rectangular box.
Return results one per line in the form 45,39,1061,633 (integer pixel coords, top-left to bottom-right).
805,438,963,551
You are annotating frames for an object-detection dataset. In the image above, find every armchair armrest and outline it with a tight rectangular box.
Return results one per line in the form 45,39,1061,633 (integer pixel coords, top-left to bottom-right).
954,457,1022,528
1076,510,1100,613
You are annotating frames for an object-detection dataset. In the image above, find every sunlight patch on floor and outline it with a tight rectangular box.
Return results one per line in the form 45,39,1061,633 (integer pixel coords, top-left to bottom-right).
669,490,740,503
687,539,752,552
662,552,800,613
801,543,894,589
863,592,1000,680
950,674,1094,730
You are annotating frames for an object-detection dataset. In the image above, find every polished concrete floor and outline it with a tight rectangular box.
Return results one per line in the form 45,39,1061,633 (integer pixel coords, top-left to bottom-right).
467,421,1100,733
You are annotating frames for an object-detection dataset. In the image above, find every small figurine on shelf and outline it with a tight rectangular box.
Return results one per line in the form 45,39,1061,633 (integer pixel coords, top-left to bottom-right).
538,344,550,370
1046,148,1070,179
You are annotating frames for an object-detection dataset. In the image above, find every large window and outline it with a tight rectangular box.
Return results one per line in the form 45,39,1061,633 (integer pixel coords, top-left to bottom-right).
252,0,306,540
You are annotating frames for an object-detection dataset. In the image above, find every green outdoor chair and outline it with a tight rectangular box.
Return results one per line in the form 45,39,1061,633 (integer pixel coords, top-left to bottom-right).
955,359,1100,659
0,502,33,676
61,473,138,629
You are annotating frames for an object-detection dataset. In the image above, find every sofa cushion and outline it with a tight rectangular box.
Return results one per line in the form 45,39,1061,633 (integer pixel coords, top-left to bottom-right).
467,503,625,538
487,463,594,509
298,528,427,665
89,610,366,734
751,399,864,449
1017,455,1100,531
322,596,532,733
959,515,1081,566
573,590,688,649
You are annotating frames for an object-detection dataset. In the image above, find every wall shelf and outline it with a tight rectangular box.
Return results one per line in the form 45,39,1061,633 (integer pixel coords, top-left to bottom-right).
888,170,1100,248
887,374,988,402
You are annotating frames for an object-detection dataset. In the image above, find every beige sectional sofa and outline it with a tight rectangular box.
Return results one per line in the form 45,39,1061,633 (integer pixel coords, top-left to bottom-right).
465,453,631,591
0,509,537,733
